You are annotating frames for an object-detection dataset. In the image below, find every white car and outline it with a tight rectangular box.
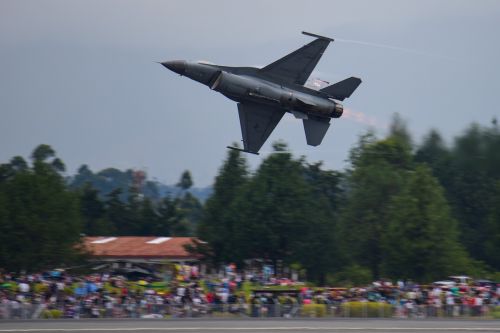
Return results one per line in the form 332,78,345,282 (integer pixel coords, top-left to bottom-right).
448,275,473,285
433,280,456,288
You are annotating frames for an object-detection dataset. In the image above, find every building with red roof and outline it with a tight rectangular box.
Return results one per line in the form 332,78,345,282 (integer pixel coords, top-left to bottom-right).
83,236,202,265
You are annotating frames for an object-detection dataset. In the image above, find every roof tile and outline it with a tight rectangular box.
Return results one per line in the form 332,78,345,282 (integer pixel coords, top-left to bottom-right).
83,236,200,259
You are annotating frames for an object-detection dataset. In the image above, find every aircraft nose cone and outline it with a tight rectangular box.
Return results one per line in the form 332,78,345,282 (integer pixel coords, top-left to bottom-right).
161,60,186,75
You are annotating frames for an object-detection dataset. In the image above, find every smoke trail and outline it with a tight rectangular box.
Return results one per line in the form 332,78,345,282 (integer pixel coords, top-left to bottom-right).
335,38,456,61
343,108,387,129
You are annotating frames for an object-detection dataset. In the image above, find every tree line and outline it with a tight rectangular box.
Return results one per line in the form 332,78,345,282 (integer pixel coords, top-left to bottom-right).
0,116,499,284
0,146,203,272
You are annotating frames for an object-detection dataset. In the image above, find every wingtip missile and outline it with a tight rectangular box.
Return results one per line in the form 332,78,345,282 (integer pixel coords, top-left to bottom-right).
226,146,259,155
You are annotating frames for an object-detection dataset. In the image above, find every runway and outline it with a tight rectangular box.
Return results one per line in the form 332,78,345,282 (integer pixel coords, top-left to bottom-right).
0,319,499,333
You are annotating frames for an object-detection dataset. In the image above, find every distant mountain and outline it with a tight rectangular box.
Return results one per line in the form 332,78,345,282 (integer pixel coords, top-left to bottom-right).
68,165,212,203
156,184,213,202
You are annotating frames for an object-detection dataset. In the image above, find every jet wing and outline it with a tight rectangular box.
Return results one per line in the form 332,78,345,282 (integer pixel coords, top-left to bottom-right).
259,32,333,86
236,102,285,154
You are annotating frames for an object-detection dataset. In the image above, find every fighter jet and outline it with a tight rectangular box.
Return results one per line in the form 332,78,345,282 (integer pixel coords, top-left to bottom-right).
161,31,361,155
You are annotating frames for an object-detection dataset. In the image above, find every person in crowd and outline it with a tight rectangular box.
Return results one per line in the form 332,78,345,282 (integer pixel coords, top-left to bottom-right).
0,269,498,320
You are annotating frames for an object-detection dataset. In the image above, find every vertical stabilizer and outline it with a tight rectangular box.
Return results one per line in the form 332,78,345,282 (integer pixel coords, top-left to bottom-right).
319,77,361,101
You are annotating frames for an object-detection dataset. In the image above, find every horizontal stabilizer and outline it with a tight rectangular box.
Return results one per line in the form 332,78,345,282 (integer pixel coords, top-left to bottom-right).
303,117,330,146
320,77,361,101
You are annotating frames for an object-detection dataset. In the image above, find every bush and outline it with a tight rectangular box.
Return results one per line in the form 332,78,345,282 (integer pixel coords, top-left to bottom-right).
340,301,393,318
126,282,146,294
492,307,500,319
33,283,48,294
63,286,74,295
327,265,373,287
103,282,121,295
6,283,18,292
485,272,500,282
41,309,63,319
301,304,327,317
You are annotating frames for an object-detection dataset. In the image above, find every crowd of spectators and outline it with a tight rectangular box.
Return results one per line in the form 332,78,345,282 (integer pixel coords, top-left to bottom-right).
0,269,498,320
332,279,499,318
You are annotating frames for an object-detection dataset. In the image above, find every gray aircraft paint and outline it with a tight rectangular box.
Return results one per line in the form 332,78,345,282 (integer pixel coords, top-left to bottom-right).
161,32,361,155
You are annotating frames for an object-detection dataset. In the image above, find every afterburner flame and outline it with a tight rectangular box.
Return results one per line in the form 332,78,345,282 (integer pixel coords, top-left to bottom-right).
343,108,387,129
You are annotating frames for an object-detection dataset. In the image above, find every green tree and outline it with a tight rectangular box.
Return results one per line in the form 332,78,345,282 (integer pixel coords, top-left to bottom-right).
198,145,249,264
445,123,499,267
415,129,452,187
388,113,412,149
0,156,28,182
71,164,94,189
176,192,203,235
71,166,161,202
10,156,29,173
122,187,142,235
176,170,193,191
338,131,413,278
483,180,500,269
0,145,83,271
230,143,317,271
296,162,344,283
157,196,188,236
31,144,56,163
79,183,114,235
138,197,160,235
415,121,500,271
380,165,470,281
104,188,127,235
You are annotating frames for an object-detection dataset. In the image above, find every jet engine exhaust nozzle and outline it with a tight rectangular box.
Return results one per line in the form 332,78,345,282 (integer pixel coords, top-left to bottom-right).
332,102,343,118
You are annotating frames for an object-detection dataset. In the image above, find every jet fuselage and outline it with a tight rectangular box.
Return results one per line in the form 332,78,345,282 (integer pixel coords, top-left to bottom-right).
163,60,343,120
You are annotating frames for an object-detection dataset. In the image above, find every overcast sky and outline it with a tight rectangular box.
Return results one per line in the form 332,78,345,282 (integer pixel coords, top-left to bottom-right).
1,0,499,186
